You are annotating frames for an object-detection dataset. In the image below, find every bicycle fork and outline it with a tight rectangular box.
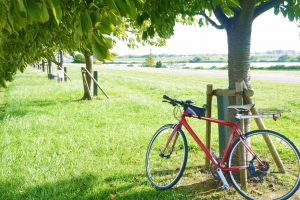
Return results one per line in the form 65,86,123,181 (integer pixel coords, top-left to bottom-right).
160,124,181,158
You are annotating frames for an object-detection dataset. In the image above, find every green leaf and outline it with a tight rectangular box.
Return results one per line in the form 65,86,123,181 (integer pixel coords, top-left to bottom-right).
11,6,26,29
288,11,295,21
92,35,109,60
81,10,93,35
27,0,42,23
106,0,120,14
295,4,300,16
100,20,115,34
228,0,240,8
0,76,7,87
274,6,280,15
126,0,137,18
74,14,83,45
47,0,62,24
40,2,49,23
16,0,27,15
115,0,130,17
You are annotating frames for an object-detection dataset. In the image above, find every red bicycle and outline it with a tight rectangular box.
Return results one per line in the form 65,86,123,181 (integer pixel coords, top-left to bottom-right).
146,95,300,200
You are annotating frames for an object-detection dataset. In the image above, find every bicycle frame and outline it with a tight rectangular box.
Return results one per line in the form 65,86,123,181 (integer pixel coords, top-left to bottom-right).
164,111,265,172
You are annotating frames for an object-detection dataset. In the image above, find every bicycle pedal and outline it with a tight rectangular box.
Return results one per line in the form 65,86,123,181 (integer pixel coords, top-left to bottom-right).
216,168,230,192
221,185,230,192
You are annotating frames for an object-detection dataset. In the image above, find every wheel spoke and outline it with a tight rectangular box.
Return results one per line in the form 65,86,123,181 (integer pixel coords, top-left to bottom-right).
146,124,188,189
228,130,300,200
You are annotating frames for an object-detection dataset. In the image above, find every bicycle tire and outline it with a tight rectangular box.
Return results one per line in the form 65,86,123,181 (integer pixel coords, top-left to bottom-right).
145,124,188,190
227,130,300,200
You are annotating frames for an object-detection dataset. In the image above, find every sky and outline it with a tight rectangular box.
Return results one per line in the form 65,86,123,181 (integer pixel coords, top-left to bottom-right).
113,10,300,55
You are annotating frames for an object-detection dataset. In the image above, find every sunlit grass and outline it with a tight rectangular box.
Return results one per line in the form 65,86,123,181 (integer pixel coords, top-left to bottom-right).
0,65,299,199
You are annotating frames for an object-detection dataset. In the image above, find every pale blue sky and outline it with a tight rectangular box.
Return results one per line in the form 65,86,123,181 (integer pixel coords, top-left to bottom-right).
113,10,300,55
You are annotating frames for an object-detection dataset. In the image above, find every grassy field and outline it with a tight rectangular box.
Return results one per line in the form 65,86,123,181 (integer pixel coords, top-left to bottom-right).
0,64,299,199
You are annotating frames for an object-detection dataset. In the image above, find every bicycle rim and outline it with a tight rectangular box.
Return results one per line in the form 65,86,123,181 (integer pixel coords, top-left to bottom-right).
228,130,300,200
145,124,188,189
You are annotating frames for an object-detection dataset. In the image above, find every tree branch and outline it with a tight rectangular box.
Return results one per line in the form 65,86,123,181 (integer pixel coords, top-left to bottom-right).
253,0,283,19
209,0,230,29
50,59,60,66
199,12,224,29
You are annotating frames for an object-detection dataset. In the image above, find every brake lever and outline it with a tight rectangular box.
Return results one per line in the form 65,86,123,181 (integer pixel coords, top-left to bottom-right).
162,100,177,106
186,100,193,104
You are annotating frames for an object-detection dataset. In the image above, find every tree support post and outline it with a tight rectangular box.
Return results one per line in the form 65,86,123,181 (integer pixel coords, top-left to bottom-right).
236,81,247,190
64,67,67,82
93,71,98,96
243,91,285,172
81,68,92,100
205,84,213,169
82,67,109,99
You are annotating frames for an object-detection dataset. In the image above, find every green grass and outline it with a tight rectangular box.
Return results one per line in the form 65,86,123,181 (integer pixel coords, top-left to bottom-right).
0,65,299,199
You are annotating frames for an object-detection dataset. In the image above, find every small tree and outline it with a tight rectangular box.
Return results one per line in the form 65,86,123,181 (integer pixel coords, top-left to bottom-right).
144,49,156,67
278,55,293,62
190,56,202,63
156,61,163,68
72,54,85,63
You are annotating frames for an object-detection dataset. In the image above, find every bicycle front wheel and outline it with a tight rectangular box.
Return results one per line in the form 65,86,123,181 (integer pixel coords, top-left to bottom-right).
228,130,300,200
146,124,188,190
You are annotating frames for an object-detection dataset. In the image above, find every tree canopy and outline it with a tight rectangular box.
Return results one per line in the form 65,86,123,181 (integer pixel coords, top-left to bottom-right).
0,0,299,88
0,0,141,87
136,0,299,40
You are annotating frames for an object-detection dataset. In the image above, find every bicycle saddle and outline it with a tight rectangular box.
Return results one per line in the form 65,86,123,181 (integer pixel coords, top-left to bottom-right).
227,104,255,112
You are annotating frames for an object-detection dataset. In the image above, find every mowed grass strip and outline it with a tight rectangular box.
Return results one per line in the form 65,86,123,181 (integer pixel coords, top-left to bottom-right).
0,65,299,200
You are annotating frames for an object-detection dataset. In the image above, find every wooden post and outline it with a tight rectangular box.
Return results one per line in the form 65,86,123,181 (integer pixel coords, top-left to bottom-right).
235,81,247,190
81,69,92,100
64,67,67,82
82,67,109,99
205,84,213,168
243,94,285,172
93,71,98,96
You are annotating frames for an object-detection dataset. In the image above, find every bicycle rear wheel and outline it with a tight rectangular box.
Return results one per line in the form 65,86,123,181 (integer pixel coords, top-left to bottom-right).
145,124,188,190
228,130,300,200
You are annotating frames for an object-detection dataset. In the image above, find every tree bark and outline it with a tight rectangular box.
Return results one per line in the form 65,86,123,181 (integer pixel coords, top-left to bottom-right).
223,1,256,151
59,50,63,70
47,59,52,74
227,25,252,88
82,53,93,100
42,60,45,72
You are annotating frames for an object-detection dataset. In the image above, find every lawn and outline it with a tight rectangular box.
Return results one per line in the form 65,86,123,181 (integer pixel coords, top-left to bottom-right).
0,64,299,199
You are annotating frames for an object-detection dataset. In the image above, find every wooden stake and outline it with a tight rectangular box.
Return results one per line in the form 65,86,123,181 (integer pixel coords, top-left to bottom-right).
205,84,213,169
82,67,109,99
243,93,285,172
236,81,247,190
81,69,92,100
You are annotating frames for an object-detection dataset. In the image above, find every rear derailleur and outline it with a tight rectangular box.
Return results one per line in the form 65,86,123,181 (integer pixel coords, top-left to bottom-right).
248,156,269,183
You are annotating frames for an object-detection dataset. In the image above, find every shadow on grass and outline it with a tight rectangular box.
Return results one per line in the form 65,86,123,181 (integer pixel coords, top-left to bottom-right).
0,174,97,200
0,172,227,200
0,99,64,120
4,99,58,119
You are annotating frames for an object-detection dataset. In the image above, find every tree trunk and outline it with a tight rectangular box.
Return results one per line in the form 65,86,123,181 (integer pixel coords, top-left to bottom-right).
223,1,256,152
227,23,252,90
47,59,52,74
82,53,93,100
226,20,253,130
42,60,45,72
59,50,63,69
